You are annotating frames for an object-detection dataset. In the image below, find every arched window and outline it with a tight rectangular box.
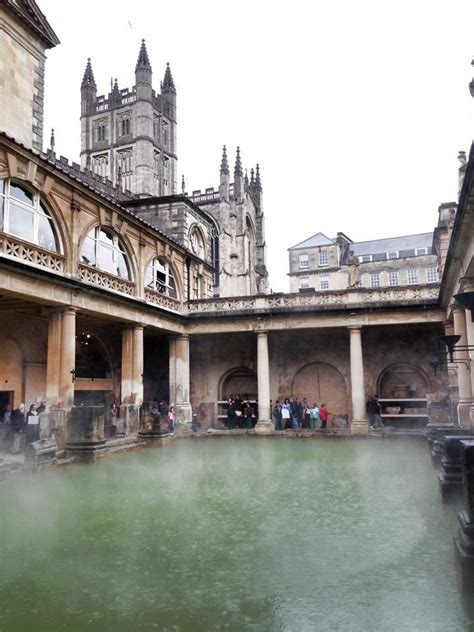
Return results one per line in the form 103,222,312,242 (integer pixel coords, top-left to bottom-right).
80,226,131,280
145,257,177,298
0,179,60,252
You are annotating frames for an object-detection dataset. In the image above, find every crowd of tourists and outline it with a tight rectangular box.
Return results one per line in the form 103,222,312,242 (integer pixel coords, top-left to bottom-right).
0,401,45,453
225,395,330,431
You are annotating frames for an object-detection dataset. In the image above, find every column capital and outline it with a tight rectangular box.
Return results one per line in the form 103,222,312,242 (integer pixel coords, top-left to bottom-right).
348,324,362,332
460,277,474,293
61,306,78,316
255,329,268,336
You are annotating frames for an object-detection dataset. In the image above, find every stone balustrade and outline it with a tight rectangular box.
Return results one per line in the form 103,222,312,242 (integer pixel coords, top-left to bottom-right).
78,264,135,297
0,233,65,274
187,284,440,315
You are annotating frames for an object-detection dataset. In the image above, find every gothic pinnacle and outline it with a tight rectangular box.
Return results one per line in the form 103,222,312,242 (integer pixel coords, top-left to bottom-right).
162,62,176,91
136,39,151,69
255,164,262,192
244,169,249,187
234,147,243,177
470,57,474,98
250,168,255,189
220,145,229,175
81,58,96,88
50,128,55,151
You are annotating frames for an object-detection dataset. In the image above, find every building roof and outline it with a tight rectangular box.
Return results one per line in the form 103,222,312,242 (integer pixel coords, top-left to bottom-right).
350,232,434,256
289,232,335,250
3,0,60,48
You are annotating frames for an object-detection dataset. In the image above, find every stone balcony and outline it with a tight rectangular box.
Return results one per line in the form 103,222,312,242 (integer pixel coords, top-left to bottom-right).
187,284,441,316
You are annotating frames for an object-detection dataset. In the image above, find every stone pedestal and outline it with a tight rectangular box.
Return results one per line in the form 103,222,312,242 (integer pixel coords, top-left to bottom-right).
66,406,106,457
454,440,474,591
439,435,474,501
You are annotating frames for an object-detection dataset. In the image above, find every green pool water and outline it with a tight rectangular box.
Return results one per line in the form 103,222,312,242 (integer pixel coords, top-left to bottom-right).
1,437,474,631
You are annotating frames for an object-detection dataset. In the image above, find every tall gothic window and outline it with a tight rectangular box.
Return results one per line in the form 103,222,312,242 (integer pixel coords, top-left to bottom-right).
0,179,60,252
121,118,130,136
80,226,131,280
145,257,177,298
153,151,161,195
92,154,109,180
117,149,133,191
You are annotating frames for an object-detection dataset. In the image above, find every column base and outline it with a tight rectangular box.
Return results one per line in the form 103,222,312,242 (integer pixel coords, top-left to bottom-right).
350,420,369,435
458,402,474,428
254,420,274,434
174,403,192,435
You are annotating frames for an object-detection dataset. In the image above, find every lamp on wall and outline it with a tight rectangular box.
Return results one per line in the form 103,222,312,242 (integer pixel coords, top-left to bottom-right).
431,334,472,375
454,292,474,312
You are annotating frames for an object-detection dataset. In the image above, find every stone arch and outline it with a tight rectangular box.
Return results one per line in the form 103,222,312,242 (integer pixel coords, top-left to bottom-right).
75,332,113,379
291,362,349,415
220,366,257,401
40,190,70,260
377,363,432,399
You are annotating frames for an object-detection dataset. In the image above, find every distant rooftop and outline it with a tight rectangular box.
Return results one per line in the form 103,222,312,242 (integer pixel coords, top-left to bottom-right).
350,232,433,256
289,232,335,250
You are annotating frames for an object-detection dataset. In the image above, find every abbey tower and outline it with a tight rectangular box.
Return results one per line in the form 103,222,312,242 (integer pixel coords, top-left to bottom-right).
80,41,177,197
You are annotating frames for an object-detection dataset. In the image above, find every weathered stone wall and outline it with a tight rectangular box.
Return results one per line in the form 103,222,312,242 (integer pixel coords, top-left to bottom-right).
189,324,446,426
0,7,47,151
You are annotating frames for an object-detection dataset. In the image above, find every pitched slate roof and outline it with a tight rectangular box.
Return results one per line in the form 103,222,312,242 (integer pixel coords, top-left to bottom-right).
289,232,335,250
350,232,433,256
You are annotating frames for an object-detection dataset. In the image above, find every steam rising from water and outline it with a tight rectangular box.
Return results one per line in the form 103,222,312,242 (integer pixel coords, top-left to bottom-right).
0,438,467,631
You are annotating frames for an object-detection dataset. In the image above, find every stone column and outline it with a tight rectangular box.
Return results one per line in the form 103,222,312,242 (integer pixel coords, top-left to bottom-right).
46,311,62,406
349,325,368,434
121,327,134,403
169,337,177,405
58,308,76,409
132,325,144,405
255,330,273,434
453,305,473,427
174,334,192,431
459,280,474,425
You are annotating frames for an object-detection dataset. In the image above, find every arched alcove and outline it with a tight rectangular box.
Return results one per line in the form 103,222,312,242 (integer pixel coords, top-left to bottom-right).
75,333,112,379
291,362,348,415
377,363,431,399
220,367,257,401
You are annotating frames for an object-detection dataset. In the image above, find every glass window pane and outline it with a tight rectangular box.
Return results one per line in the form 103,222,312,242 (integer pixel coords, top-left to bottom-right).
80,235,96,266
99,244,115,275
0,179,4,195
99,229,114,248
145,265,154,289
156,258,167,274
38,214,59,252
116,250,130,279
0,197,3,231
8,202,34,241
10,183,34,206
168,271,177,298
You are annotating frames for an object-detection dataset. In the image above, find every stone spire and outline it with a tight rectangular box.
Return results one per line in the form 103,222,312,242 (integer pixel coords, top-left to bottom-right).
110,77,121,105
244,169,249,187
81,58,96,88
220,145,229,175
250,168,255,190
136,39,151,70
255,164,262,192
162,62,176,92
181,174,186,194
234,146,243,202
234,146,243,177
219,146,230,202
49,128,55,151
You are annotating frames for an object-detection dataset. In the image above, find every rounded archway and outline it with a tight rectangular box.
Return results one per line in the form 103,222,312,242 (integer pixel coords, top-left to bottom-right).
221,367,257,401
377,363,431,399
291,362,348,415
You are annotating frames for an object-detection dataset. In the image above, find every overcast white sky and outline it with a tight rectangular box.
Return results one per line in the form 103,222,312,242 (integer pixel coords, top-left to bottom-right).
40,0,474,292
